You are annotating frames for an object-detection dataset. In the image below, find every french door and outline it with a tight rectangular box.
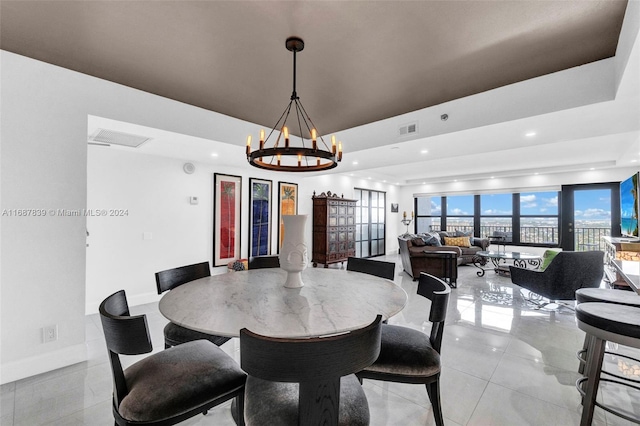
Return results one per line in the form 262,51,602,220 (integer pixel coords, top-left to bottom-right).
560,183,620,251
354,188,386,258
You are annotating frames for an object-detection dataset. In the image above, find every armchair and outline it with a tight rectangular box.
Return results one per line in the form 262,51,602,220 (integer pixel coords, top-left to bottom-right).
509,251,604,302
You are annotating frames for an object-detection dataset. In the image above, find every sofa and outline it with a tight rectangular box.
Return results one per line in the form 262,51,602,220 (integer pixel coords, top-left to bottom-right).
398,232,489,281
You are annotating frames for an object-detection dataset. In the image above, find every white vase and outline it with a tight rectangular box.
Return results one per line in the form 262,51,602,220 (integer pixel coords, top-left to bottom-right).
279,214,309,288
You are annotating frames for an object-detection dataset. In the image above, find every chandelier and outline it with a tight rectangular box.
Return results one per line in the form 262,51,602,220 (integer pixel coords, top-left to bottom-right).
246,37,342,172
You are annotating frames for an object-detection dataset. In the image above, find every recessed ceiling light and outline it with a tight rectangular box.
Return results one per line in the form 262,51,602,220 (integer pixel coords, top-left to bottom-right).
590,167,595,170
211,152,219,157
525,132,536,137
421,149,428,154
422,182,426,184
352,161,358,165
453,179,458,182
350,173,354,176
534,172,539,175
491,176,495,179
383,180,386,183
632,159,638,163
367,177,372,180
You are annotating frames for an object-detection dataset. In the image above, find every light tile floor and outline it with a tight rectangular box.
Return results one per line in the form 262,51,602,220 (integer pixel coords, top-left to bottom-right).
2,254,640,425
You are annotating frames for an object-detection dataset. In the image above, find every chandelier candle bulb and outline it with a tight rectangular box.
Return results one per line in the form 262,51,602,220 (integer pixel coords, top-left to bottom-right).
277,153,281,166
246,135,252,156
338,142,343,161
259,129,265,150
317,157,320,166
332,135,337,154
311,128,317,150
284,126,289,149
298,154,302,167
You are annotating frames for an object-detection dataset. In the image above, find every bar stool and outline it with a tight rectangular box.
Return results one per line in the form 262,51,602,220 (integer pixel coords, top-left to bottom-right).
575,302,640,425
575,288,640,374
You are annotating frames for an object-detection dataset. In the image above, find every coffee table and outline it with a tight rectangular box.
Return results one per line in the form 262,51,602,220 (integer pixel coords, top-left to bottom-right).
472,251,541,277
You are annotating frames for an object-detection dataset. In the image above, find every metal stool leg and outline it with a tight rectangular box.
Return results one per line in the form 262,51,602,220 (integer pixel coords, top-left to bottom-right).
580,336,606,426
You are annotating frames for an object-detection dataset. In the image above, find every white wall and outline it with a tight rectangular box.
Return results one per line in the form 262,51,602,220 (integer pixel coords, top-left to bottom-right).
86,145,400,313
1,52,89,383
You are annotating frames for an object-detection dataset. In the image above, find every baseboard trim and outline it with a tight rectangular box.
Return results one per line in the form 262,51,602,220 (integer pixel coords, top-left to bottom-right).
0,343,87,384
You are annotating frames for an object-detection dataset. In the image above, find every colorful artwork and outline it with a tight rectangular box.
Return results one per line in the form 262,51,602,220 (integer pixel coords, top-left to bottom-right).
278,182,298,249
250,178,272,256
214,174,242,266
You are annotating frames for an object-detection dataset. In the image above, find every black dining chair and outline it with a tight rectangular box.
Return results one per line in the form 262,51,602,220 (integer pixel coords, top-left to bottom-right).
346,257,396,280
357,273,450,426
248,255,280,269
239,315,383,426
155,261,230,348
99,290,246,426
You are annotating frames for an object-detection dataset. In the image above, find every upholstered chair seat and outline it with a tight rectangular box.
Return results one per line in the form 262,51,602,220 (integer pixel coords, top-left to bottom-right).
365,324,440,379
119,340,246,422
243,374,369,426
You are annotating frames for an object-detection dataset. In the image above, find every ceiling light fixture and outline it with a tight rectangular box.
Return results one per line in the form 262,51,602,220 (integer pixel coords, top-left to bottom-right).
246,37,342,172
525,132,536,137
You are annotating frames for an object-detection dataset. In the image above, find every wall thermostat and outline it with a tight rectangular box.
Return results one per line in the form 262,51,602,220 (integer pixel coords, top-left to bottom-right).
190,196,199,205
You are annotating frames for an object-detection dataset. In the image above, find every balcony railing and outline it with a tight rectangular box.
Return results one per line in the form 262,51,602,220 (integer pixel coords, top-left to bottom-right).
426,225,611,251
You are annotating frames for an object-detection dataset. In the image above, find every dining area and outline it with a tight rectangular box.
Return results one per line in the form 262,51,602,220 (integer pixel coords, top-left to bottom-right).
98,256,457,426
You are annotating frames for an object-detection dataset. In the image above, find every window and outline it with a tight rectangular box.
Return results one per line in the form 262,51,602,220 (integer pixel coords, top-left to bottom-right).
520,191,559,244
480,193,513,241
415,190,560,247
416,196,441,233
445,195,474,233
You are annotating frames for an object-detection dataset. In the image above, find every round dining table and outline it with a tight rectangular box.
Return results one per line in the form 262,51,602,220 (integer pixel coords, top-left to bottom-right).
158,267,408,338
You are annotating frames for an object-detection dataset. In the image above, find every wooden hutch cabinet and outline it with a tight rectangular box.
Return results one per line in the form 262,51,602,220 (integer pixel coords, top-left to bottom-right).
312,191,357,267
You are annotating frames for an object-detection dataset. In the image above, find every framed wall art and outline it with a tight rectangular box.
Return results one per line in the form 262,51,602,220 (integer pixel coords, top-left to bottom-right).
278,181,298,249
213,173,242,266
249,178,272,257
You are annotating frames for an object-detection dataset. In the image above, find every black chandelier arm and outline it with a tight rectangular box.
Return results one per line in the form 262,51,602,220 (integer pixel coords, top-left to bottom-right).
295,99,332,151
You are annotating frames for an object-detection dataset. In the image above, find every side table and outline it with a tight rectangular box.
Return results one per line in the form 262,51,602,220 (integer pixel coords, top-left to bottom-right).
422,250,458,288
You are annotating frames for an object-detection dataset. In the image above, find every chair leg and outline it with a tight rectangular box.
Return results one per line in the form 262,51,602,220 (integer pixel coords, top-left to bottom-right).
235,393,245,426
426,381,444,426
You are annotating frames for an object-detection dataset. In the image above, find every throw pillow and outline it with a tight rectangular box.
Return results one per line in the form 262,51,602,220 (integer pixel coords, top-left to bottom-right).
422,234,441,246
540,250,560,271
443,236,471,248
455,230,473,238
454,230,474,245
411,237,427,247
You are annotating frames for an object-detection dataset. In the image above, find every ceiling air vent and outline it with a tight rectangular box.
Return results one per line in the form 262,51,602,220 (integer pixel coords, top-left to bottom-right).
398,122,418,137
88,129,152,148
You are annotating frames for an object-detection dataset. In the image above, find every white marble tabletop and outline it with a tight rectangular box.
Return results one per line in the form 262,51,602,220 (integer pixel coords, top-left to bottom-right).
159,267,408,338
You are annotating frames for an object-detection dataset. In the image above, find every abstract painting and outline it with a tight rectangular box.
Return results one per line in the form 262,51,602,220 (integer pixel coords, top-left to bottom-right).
278,181,298,250
214,173,242,266
249,178,272,256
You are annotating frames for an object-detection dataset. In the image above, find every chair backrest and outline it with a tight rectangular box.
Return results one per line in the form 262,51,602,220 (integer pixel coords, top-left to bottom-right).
543,250,604,295
99,290,153,405
248,255,280,269
155,261,211,294
417,273,451,352
346,257,395,280
240,315,382,425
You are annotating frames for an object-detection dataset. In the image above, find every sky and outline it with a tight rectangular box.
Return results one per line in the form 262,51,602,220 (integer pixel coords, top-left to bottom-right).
419,190,612,221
